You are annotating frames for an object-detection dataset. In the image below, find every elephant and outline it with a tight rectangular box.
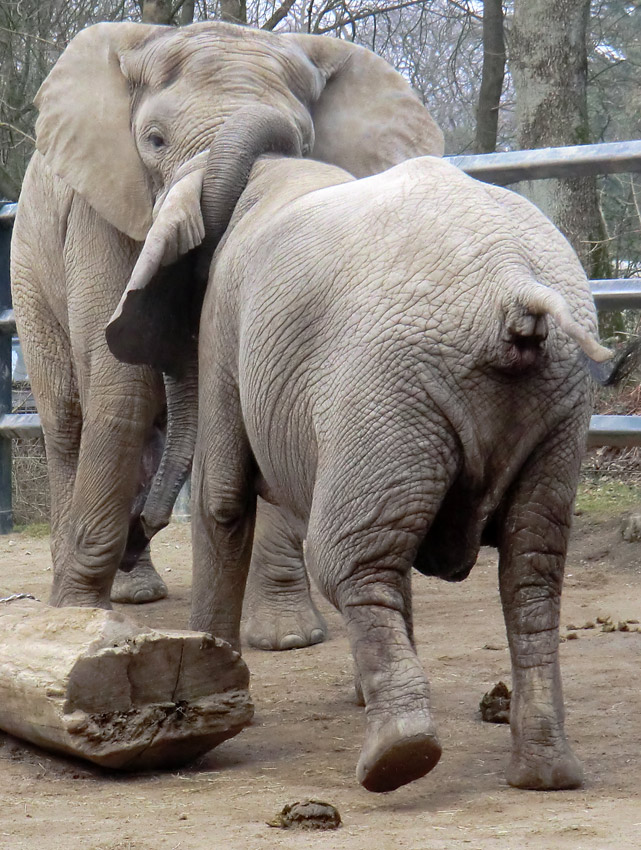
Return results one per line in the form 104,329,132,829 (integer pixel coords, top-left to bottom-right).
107,106,622,794
10,21,443,623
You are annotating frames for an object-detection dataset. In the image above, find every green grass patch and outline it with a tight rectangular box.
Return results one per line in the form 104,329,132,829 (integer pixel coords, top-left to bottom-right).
12,521,51,539
576,479,641,517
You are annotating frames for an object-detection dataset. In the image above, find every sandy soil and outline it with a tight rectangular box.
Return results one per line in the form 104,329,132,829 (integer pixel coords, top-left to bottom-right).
0,506,640,850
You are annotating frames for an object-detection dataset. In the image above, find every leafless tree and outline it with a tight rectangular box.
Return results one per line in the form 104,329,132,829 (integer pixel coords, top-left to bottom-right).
475,0,505,153
511,0,610,278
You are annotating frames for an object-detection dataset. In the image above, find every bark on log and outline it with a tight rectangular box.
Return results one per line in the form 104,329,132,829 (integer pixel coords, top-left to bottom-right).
0,598,253,769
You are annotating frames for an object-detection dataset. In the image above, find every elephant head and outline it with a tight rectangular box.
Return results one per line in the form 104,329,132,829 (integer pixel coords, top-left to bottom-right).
35,20,442,242
36,20,442,367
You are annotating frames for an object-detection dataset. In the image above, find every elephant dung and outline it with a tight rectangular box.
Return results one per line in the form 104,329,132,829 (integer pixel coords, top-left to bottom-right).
479,681,511,724
267,801,342,830
0,597,253,769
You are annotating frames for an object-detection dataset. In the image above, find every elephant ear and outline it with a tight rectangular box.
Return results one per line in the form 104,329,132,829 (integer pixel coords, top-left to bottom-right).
107,161,207,376
34,22,165,241
285,33,444,176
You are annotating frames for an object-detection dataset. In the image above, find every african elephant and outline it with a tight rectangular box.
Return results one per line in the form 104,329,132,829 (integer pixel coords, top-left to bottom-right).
108,107,616,793
10,21,443,622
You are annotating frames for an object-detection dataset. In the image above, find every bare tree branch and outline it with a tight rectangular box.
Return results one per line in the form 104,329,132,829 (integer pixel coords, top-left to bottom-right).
262,0,297,30
474,0,505,153
178,0,196,24
142,0,174,24
0,161,21,201
314,0,424,35
0,25,59,50
220,0,248,23
446,0,482,22
0,122,35,144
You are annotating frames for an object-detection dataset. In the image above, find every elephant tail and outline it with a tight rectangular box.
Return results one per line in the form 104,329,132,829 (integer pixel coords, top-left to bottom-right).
502,280,641,386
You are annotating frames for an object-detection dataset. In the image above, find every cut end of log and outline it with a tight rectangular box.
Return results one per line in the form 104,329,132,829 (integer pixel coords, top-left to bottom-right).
0,600,253,770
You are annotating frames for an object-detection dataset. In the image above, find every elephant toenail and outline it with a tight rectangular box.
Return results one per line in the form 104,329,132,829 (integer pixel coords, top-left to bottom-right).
258,639,272,650
280,634,305,650
310,629,325,644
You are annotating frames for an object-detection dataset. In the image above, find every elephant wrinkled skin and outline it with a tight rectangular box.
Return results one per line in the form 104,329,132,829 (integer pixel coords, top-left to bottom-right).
10,21,442,615
111,147,611,793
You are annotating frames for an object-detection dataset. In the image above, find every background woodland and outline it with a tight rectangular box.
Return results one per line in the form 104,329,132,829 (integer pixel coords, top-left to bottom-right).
1,0,640,524
1,0,640,280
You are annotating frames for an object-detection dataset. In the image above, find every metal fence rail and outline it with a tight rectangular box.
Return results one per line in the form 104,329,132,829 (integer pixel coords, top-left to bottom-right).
1,140,641,531
449,140,641,185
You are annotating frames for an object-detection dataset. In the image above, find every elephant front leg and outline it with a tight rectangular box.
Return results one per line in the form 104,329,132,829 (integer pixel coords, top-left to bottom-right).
242,499,326,650
499,428,584,790
50,397,158,609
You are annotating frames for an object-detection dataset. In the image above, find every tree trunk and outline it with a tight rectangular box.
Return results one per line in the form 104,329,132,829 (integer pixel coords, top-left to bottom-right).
180,0,196,25
142,0,174,24
220,0,247,24
511,0,610,279
475,0,505,154
0,163,20,202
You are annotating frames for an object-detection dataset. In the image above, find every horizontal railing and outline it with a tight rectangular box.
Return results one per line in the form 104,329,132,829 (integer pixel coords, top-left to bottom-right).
449,140,641,184
587,416,641,449
1,140,641,530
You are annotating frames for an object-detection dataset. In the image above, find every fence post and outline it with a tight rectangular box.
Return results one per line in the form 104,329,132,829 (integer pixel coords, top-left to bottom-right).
0,204,15,533
172,478,191,523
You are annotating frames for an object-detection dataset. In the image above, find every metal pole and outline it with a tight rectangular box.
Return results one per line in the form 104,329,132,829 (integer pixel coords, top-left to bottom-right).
0,204,16,533
449,140,641,185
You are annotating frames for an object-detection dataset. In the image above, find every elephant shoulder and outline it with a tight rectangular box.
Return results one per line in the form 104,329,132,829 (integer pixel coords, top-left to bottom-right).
19,151,72,207
13,152,74,251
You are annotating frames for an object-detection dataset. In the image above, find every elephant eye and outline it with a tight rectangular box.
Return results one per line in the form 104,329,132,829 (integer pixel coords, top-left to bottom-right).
148,132,166,150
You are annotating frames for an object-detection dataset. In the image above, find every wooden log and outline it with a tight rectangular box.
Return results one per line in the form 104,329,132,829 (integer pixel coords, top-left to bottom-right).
0,597,253,769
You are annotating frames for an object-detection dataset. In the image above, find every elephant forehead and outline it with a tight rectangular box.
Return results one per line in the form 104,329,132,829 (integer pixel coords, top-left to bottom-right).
126,25,321,106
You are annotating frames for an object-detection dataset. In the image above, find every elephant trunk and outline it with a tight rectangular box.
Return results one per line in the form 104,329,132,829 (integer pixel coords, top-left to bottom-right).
139,105,303,543
199,104,303,246
140,354,199,540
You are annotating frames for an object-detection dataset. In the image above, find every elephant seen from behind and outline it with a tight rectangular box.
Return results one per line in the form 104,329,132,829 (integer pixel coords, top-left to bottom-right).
108,105,617,793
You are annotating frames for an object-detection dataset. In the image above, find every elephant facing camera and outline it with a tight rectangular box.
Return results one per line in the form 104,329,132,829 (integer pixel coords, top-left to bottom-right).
11,20,442,614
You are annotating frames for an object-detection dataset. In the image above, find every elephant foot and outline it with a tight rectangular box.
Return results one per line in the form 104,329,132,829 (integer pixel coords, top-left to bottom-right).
506,745,583,790
357,713,441,793
50,586,112,609
111,551,168,604
242,600,327,650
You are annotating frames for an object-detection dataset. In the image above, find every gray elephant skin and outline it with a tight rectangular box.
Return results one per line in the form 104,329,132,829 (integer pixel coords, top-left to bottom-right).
10,21,443,620
108,103,614,793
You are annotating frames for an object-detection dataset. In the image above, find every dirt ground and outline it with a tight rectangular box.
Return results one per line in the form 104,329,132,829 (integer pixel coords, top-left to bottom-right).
0,492,640,850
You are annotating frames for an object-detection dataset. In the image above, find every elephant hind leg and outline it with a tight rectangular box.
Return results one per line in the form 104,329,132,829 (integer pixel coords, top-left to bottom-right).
113,422,169,605
111,545,168,604
358,718,442,793
242,499,326,650
499,421,585,791
344,599,442,793
305,429,458,792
